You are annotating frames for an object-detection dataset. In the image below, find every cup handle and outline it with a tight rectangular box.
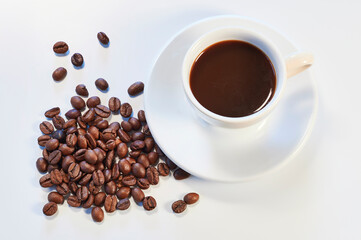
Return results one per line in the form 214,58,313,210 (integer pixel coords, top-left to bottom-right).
285,52,314,78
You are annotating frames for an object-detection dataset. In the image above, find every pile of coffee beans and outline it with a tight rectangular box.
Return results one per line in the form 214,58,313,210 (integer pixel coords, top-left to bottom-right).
39,34,197,222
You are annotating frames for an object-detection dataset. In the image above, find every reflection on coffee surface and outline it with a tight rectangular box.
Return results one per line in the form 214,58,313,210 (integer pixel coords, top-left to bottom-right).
190,40,276,117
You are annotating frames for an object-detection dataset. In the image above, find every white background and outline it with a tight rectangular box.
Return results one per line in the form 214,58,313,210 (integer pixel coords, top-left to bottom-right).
0,0,360,239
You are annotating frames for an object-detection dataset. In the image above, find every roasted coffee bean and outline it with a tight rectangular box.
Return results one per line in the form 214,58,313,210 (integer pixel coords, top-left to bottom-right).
103,169,112,183
40,121,54,134
174,168,190,180
131,187,145,203
116,143,128,158
71,170,83,182
129,150,141,159
71,53,84,67
129,117,141,130
73,149,86,161
96,120,109,130
120,103,132,118
60,169,69,183
65,133,77,148
88,180,101,195
81,109,94,124
48,192,64,204
116,187,131,199
38,135,51,147
95,148,106,163
68,162,80,179
184,193,199,204
88,126,100,140
52,115,65,130
75,84,89,97
94,192,106,207
108,97,120,112
146,166,159,185
116,198,130,210
47,164,59,173
128,81,144,96
125,157,136,165
85,133,97,149
45,107,60,118
40,174,53,187
67,195,81,207
79,161,95,173
42,148,49,160
131,131,145,141
65,109,81,119
76,186,89,201
157,163,170,176
76,116,86,129
63,119,76,129
36,157,48,173
95,78,109,91
117,129,131,143
53,41,69,54
104,139,115,151
70,96,85,110
104,195,117,213
97,32,109,45
111,163,120,180
66,126,78,135
95,162,105,171
105,181,116,195
45,139,59,151
130,140,145,151
144,137,155,153
92,170,105,186
84,149,98,164
105,150,114,169
91,207,104,222
122,175,136,186
78,173,92,186
68,182,78,195
121,120,132,132
137,110,146,123
137,178,150,190
155,144,165,157
165,157,177,170
87,96,101,108
62,156,75,172
51,129,66,142
56,182,70,195
43,202,58,216
95,105,111,118
172,200,187,213
137,154,150,168
48,150,62,164
50,169,63,185
58,143,75,156
143,196,156,211
119,159,131,175
132,163,146,178
82,194,94,209
143,124,151,136
108,122,120,131
52,67,67,81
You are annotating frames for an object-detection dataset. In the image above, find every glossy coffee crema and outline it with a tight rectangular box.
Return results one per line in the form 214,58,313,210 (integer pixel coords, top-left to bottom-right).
190,40,276,117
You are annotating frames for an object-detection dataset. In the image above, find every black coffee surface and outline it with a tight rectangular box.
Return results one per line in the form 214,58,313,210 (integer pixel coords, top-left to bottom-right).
190,40,276,117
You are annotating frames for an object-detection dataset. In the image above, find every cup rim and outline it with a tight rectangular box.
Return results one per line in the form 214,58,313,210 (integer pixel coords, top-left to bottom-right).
181,26,286,125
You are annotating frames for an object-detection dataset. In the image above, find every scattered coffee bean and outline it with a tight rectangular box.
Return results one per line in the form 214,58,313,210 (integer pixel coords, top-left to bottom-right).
70,96,85,110
53,41,69,54
36,157,48,173
56,182,69,195
43,202,58,216
137,154,150,168
40,121,54,134
147,152,159,165
76,186,89,201
130,140,145,151
128,117,141,130
75,84,89,97
105,181,116,195
138,110,146,123
174,168,191,180
143,124,151,136
52,130,66,143
120,103,132,118
95,105,111,118
137,178,150,189
46,138,59,151
116,198,130,210
82,194,94,209
184,193,199,205
143,196,156,211
157,163,170,176
48,150,62,165
91,207,104,222
108,97,120,112
38,135,51,147
52,67,67,81
87,96,101,108
144,137,155,153
71,53,84,67
122,175,136,187
94,192,106,207
146,166,159,185
128,81,144,96
116,187,131,199
104,195,117,213
95,78,109,91
172,200,187,213
45,107,60,118
67,195,81,207
65,109,81,119
131,187,145,203
39,174,53,188
52,115,65,130
117,143,128,158
48,192,64,204
131,163,146,178
165,157,177,170
50,169,63,185
97,32,109,45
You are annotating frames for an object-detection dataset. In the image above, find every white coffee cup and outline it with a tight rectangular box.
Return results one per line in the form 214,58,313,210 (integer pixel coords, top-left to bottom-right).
182,27,313,128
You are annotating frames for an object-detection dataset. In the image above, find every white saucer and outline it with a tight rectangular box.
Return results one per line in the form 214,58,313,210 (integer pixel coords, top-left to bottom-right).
144,15,318,182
